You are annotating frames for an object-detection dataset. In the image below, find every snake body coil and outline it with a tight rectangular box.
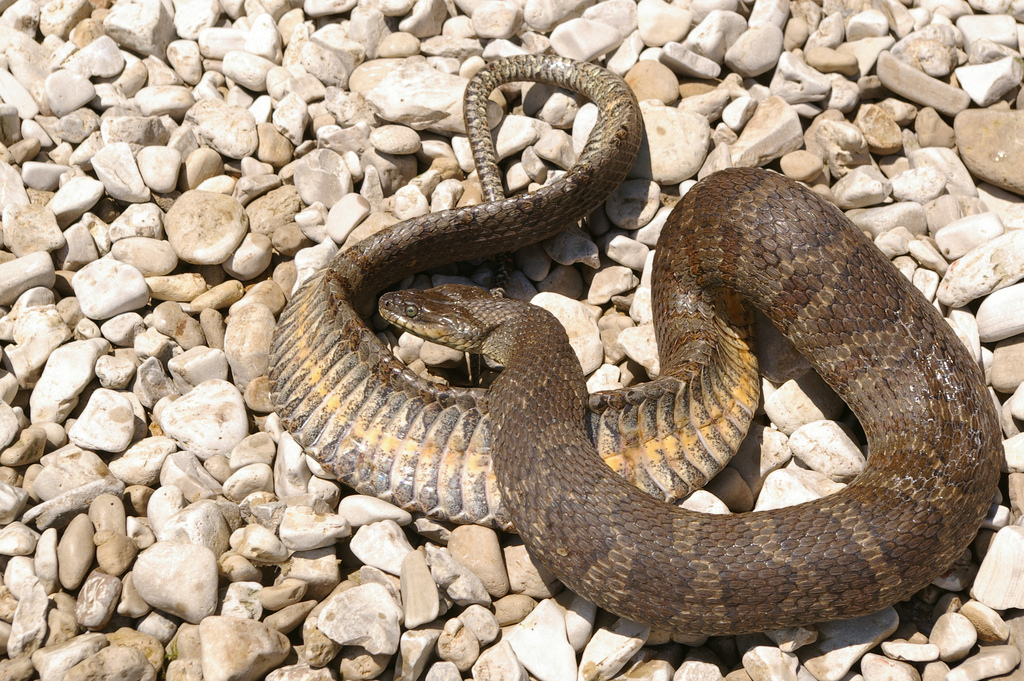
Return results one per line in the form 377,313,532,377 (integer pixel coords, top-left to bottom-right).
271,57,1002,634
382,168,1002,635
270,56,759,530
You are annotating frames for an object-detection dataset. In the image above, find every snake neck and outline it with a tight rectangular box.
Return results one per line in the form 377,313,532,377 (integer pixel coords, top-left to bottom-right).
487,309,589,439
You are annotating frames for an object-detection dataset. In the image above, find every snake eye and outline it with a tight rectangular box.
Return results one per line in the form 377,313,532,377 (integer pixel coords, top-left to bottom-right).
405,304,418,318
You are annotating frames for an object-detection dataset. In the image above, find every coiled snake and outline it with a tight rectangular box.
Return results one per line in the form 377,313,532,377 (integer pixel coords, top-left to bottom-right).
270,56,1002,634
271,55,759,531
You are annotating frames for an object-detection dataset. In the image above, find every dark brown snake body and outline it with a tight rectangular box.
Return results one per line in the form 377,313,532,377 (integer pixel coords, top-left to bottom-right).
270,56,1002,634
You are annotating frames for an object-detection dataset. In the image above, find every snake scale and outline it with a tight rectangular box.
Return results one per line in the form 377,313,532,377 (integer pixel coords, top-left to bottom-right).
270,55,1002,634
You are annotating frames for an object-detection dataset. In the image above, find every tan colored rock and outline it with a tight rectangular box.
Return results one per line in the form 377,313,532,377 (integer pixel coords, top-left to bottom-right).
955,109,1024,197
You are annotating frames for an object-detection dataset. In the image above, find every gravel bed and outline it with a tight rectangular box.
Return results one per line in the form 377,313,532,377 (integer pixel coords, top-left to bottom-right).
0,0,1022,678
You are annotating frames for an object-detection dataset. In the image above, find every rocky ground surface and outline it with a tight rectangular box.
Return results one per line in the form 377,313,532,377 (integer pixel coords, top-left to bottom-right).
0,0,1022,676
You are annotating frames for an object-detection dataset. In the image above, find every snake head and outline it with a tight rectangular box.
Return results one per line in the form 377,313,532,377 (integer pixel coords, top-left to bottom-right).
379,284,524,356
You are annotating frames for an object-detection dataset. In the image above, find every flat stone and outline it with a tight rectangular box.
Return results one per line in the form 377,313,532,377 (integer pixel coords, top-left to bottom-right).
448,525,510,599
726,24,785,78
401,549,440,629
876,50,971,117
278,505,350,551
577,618,649,681
788,420,865,482
549,18,623,61
955,56,1023,107
292,149,353,209
947,645,1021,681
971,525,1024,610
75,569,121,630
364,58,468,134
185,99,258,159
637,0,690,45
881,640,940,663
936,212,1006,261
426,543,492,606
660,42,722,79
102,0,175,57
30,632,109,681
955,110,1024,197
634,102,709,184
938,231,1024,308
45,70,96,119
47,177,105,228
67,388,136,453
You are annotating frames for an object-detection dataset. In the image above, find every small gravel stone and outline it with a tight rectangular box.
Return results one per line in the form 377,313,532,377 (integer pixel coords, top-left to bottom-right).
132,541,217,623
971,525,1024,610
401,549,440,629
730,95,803,167
196,617,290,681
881,640,941,663
931,612,979,663
801,608,900,680
504,598,576,681
426,543,491,606
185,100,258,159
92,143,150,203
788,420,865,482
397,627,444,679
317,583,403,655
955,110,1024,197
278,505,351,551
938,230,1024,308
164,191,248,265
64,644,156,681
935,212,1005,261
72,259,150,320
764,372,844,435
448,525,510,598
635,104,709,185
624,60,680,103
531,293,603,374
75,569,121,630
876,51,971,117
349,519,415,575
947,645,1021,681
30,632,109,681
577,618,649,681
157,379,248,460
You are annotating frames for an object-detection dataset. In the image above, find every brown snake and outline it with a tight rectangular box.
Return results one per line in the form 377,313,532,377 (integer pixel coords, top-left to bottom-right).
380,167,1001,635
271,56,1002,634
270,55,759,530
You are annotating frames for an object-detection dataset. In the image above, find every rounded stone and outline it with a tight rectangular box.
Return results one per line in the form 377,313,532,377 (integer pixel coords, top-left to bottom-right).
71,259,150,320
132,541,218,624
164,191,249,265
157,379,249,460
624,60,680,104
